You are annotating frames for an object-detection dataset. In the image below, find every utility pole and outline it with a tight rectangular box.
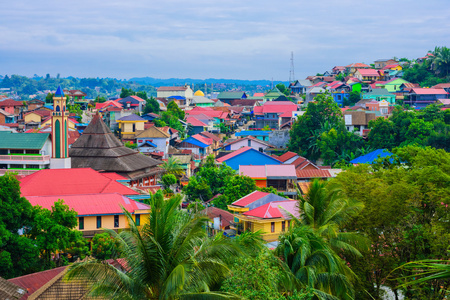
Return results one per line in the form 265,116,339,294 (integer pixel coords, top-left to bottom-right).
289,51,295,83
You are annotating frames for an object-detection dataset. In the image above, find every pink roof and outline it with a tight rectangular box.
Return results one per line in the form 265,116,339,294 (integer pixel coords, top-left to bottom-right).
243,200,299,219
411,88,448,95
20,168,139,197
261,101,297,114
280,111,293,118
186,117,207,127
232,191,270,207
239,164,296,178
239,165,266,178
186,110,228,119
27,193,149,216
253,93,265,97
356,69,380,76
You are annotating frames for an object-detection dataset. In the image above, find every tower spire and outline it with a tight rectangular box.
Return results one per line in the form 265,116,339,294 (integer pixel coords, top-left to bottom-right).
50,85,71,169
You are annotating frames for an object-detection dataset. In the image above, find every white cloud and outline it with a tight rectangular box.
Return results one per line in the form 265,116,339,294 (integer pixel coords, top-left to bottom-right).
0,0,449,79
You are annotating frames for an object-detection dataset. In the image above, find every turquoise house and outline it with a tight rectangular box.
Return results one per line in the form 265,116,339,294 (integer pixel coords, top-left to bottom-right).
362,88,396,104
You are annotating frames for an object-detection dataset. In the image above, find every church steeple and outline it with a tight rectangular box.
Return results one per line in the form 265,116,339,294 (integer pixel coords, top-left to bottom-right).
50,86,71,168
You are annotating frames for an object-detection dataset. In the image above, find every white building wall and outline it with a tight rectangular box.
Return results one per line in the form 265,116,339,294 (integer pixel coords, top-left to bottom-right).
229,138,270,151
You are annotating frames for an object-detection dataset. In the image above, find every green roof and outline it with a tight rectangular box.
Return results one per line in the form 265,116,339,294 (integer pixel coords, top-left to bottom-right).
363,88,394,96
264,87,283,98
0,132,50,150
217,91,246,100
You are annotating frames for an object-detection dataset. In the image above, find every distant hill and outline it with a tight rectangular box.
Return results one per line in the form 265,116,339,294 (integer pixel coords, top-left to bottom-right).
128,77,288,87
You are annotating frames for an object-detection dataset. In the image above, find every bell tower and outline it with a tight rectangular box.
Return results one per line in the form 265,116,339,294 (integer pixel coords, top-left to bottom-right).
50,86,71,169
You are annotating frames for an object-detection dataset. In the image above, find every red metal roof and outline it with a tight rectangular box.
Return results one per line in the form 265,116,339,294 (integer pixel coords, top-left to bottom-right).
243,200,298,219
296,169,331,178
19,168,139,197
232,191,270,207
129,95,145,102
192,133,213,146
101,172,128,181
216,146,268,162
27,193,149,216
277,151,298,162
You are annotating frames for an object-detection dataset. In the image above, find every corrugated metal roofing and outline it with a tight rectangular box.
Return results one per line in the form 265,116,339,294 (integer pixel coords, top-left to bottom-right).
0,132,49,150
350,149,393,164
296,169,331,179
19,168,139,197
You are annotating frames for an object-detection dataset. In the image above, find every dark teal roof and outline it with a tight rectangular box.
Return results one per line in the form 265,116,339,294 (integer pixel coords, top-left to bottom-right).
55,86,64,97
0,132,50,149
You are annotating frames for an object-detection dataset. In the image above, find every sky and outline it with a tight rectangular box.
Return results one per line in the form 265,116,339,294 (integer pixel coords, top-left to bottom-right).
1,0,449,81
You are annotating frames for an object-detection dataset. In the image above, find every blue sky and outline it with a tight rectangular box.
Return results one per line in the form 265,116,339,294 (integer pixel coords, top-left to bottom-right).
1,0,449,80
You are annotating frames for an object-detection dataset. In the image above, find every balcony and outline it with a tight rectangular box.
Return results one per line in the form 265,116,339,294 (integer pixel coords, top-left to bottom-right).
0,155,50,161
0,155,50,165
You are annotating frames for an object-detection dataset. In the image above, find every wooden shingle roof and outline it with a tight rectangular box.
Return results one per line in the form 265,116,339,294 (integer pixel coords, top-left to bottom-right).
69,114,164,180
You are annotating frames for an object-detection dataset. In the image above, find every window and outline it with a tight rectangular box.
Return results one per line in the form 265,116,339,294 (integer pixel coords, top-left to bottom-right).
79,217,84,230
96,216,102,229
135,214,140,226
282,221,286,232
271,222,275,233
248,140,251,147
114,215,119,228
288,220,291,228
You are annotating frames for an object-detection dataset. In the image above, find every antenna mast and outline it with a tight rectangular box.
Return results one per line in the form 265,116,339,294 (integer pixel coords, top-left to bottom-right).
289,51,295,83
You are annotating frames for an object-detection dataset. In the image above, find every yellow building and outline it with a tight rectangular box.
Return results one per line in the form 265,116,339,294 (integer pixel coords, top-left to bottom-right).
228,191,298,242
27,193,150,238
116,114,147,139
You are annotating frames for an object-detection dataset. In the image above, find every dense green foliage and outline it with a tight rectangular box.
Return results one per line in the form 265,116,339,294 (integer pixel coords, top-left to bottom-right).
154,101,186,133
402,46,450,86
91,232,116,261
183,155,258,209
0,173,85,278
368,105,450,151
289,93,365,165
333,146,450,299
66,194,260,299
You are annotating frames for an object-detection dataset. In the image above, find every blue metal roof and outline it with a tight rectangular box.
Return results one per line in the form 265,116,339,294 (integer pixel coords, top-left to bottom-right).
44,105,54,110
167,95,186,100
235,130,270,137
183,137,209,148
350,149,393,164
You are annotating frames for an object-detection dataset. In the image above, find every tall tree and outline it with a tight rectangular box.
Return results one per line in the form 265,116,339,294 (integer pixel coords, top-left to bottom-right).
288,93,343,161
66,195,253,299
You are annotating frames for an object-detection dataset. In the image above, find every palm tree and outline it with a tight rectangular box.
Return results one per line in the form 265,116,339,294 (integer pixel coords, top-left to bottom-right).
433,46,450,76
394,258,450,298
295,179,369,258
162,157,184,176
65,195,250,299
276,226,356,299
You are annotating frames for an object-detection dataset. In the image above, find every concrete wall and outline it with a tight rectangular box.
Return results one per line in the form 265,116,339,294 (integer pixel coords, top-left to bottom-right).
269,130,290,149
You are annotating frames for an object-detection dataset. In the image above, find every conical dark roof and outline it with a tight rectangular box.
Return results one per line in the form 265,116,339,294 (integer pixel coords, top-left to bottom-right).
69,114,164,180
